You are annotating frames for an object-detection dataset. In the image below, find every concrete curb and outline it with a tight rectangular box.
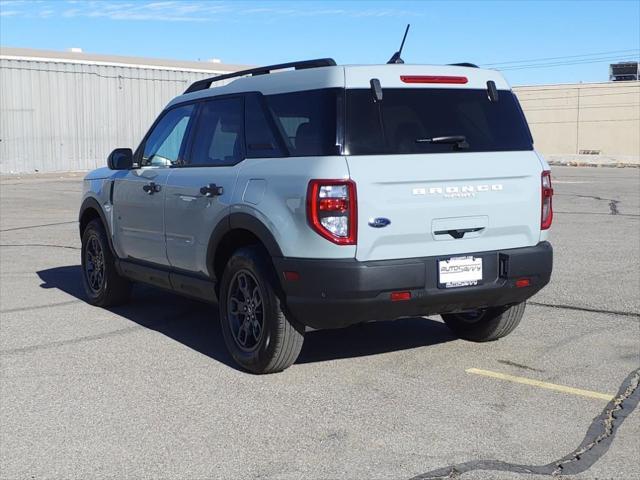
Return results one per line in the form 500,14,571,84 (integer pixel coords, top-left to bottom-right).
546,154,640,168
548,160,640,168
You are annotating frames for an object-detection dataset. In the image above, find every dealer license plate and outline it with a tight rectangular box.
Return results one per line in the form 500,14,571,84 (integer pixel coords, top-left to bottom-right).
438,256,483,288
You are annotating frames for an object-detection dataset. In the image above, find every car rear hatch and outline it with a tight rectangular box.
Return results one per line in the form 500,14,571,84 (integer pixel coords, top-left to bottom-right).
342,65,543,262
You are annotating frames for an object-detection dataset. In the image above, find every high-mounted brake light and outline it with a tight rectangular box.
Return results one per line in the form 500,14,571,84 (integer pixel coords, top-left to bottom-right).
541,170,554,230
400,75,468,84
307,179,357,245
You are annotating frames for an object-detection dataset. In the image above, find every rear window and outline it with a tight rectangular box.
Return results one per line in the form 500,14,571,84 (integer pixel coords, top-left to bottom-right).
264,89,339,156
345,88,533,155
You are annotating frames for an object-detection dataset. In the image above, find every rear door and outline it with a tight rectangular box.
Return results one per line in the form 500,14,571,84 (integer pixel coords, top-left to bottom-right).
164,96,245,274
344,85,543,262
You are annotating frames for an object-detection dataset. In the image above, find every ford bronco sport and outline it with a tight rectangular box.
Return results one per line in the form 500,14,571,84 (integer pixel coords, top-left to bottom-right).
79,58,553,374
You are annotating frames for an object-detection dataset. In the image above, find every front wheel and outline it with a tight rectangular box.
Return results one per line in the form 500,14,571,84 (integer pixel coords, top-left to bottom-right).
81,219,131,307
441,302,526,342
219,246,305,374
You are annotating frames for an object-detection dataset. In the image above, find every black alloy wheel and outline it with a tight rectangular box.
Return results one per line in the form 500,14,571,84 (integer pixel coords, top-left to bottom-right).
227,270,265,351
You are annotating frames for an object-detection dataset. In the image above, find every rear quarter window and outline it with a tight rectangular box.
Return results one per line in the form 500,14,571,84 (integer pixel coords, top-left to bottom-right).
264,89,339,156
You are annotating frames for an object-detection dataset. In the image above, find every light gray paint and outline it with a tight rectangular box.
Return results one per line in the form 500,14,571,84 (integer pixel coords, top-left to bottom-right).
346,150,546,261
0,56,229,173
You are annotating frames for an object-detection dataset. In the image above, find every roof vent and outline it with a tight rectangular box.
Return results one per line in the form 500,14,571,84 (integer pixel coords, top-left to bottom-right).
67,47,83,53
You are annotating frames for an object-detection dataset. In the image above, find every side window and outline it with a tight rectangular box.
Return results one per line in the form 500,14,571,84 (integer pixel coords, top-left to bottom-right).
188,97,245,166
245,94,283,158
141,104,194,167
264,89,338,156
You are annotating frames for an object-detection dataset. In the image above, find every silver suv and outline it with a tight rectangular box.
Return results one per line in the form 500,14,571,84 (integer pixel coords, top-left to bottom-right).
79,58,553,374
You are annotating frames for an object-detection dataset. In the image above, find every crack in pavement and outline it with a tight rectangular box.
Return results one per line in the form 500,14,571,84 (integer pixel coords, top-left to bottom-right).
529,301,640,319
0,307,200,356
0,243,80,250
555,211,639,218
497,359,544,373
0,220,77,232
410,367,640,479
555,193,622,215
0,299,82,314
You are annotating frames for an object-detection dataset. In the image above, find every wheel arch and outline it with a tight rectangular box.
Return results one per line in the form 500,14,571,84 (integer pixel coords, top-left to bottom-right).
79,197,116,255
207,213,283,285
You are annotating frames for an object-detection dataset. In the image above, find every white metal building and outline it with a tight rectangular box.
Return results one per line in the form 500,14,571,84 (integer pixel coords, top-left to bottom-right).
1,47,638,173
0,47,245,173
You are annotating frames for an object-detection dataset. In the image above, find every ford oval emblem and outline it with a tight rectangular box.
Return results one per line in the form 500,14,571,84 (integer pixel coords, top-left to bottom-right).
368,217,391,228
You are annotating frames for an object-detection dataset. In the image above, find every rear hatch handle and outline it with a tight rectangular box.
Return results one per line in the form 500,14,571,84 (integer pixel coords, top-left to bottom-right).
434,227,485,239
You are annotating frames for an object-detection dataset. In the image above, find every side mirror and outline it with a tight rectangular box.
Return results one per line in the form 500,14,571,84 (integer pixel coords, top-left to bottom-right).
107,148,133,170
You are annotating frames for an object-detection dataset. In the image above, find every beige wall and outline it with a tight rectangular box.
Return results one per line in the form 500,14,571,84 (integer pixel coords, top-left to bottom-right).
513,82,640,159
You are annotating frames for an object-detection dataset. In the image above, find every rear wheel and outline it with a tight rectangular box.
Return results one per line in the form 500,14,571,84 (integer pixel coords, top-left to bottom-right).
441,302,526,342
219,246,304,374
81,219,131,307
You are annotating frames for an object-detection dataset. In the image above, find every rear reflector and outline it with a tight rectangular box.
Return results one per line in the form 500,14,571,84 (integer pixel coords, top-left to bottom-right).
515,278,531,288
390,291,411,302
400,75,468,84
283,271,300,281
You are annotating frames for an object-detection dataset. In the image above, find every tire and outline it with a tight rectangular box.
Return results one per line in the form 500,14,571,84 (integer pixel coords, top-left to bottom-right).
81,219,131,307
219,246,304,374
441,302,526,342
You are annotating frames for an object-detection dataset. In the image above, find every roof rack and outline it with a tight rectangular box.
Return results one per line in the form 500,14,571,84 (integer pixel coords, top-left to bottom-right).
184,58,337,94
448,62,479,68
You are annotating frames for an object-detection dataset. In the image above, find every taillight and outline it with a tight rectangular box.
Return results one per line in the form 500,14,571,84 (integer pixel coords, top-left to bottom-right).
307,179,357,245
541,170,553,230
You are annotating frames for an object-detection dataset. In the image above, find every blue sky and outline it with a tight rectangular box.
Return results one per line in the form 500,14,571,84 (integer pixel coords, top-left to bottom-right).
1,0,639,85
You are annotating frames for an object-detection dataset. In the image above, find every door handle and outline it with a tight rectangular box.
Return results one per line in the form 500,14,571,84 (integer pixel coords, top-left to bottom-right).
200,183,224,197
142,182,161,194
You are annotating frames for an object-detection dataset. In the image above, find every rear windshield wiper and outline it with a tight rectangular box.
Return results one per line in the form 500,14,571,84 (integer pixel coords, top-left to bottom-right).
416,135,469,149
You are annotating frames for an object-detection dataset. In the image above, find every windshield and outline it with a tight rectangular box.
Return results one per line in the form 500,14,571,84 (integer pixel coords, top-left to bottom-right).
345,88,533,155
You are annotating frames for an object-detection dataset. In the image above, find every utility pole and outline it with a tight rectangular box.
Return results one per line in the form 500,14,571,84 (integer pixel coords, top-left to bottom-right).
575,86,581,154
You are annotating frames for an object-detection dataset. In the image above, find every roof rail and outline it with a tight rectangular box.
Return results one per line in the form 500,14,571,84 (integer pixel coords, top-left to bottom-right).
448,62,479,68
184,58,337,94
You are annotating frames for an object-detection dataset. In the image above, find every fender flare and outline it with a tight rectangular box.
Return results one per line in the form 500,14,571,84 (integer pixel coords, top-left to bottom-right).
79,196,117,255
206,212,283,279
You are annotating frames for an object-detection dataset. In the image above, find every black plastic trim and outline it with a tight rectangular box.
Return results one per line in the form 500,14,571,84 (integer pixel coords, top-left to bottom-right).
274,242,553,329
79,197,116,254
170,272,217,302
184,58,337,94
116,259,217,303
117,260,172,290
204,213,283,281
228,213,283,258
449,62,479,68
205,215,231,279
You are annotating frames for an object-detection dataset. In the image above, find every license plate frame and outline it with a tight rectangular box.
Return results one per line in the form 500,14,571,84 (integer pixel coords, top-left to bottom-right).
438,256,483,289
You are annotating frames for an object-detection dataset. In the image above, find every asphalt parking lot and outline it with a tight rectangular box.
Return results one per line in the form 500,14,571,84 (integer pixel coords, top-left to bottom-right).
1,166,638,480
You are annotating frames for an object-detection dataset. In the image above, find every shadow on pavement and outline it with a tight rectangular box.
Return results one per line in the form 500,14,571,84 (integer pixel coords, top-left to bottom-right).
37,265,457,370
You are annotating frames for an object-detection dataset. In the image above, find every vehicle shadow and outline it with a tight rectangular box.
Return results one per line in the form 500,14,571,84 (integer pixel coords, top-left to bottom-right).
37,265,457,370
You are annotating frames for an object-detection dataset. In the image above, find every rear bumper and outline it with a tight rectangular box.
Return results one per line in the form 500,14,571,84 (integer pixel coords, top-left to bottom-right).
273,242,552,329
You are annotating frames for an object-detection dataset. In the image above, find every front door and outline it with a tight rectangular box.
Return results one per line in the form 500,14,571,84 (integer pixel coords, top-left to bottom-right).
112,103,195,265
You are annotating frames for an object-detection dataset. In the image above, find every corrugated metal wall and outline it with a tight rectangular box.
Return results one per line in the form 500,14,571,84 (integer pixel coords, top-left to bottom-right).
3,56,638,173
0,58,225,173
